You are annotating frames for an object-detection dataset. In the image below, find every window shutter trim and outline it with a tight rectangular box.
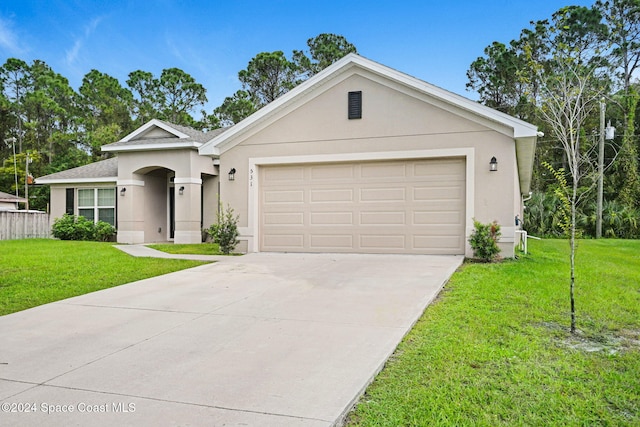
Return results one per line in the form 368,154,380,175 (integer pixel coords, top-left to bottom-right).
65,188,74,215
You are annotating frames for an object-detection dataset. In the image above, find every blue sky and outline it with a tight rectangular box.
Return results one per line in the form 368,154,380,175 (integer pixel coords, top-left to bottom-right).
1,0,594,113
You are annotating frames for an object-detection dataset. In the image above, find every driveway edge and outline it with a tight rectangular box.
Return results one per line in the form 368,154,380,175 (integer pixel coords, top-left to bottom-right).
333,255,464,426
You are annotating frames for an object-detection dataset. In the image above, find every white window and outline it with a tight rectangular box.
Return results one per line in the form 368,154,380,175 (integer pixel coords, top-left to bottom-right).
78,188,116,226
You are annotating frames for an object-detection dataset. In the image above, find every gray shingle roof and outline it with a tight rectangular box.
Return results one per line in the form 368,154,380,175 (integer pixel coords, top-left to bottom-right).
36,157,118,182
156,120,221,142
0,191,26,202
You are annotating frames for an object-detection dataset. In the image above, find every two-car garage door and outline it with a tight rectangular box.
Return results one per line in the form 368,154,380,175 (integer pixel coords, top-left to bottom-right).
259,158,466,255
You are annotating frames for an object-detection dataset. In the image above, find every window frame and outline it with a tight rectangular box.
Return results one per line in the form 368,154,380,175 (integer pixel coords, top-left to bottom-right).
77,187,116,226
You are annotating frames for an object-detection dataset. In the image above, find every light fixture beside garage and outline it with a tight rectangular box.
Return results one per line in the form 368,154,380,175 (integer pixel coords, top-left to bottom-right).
179,186,185,195
490,156,498,172
228,168,236,181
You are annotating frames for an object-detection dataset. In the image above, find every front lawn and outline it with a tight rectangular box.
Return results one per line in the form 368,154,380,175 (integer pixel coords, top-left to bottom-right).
347,239,640,426
0,239,207,316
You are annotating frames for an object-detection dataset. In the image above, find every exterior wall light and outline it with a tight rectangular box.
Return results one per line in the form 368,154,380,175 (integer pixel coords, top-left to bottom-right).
179,186,185,195
490,156,498,172
120,187,126,196
229,168,236,181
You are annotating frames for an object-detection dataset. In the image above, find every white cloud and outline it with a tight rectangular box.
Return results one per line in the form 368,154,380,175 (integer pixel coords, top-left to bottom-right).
65,16,104,65
66,39,82,64
0,16,24,54
165,34,186,63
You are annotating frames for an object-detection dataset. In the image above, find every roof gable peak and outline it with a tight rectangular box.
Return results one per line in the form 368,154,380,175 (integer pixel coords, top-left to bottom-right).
121,119,190,142
199,53,539,156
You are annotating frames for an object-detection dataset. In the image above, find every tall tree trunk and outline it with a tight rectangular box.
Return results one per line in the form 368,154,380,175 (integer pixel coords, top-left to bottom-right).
570,178,577,334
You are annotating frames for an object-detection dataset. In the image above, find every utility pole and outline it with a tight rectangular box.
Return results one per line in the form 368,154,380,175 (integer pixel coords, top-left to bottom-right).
4,137,19,206
596,99,605,239
25,152,32,211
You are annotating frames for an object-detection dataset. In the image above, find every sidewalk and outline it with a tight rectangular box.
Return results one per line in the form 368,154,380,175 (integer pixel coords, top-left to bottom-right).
114,244,229,262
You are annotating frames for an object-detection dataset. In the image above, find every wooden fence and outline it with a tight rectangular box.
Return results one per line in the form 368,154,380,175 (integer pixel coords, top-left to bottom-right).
0,211,50,240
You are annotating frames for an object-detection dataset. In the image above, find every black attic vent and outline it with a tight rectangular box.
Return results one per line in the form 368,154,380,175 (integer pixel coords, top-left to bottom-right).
348,91,362,119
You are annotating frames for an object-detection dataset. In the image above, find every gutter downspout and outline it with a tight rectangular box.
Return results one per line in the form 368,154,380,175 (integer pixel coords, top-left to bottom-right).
516,191,534,254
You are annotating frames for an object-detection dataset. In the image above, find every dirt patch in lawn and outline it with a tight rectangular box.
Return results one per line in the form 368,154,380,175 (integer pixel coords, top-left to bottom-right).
539,322,640,354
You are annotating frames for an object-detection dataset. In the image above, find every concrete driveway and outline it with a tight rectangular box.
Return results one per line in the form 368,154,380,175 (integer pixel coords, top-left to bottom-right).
0,252,462,426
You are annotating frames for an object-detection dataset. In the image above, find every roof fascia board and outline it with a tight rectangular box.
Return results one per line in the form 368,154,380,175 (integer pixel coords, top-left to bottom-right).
102,141,201,152
35,177,117,185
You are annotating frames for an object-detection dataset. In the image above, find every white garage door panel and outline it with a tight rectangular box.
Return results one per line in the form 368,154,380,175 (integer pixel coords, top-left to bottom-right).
413,210,463,224
310,234,354,248
360,211,406,225
310,212,353,225
310,188,354,202
263,212,304,225
263,234,305,249
260,158,465,254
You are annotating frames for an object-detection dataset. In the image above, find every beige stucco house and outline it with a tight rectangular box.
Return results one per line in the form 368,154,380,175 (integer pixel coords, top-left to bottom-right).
37,54,539,257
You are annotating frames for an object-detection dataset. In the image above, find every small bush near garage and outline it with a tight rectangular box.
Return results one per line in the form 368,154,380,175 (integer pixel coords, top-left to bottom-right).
51,214,116,241
468,219,501,262
208,204,239,254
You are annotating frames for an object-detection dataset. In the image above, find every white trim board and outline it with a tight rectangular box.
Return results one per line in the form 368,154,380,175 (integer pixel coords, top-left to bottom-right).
36,177,116,185
117,180,145,187
102,142,201,152
174,177,203,185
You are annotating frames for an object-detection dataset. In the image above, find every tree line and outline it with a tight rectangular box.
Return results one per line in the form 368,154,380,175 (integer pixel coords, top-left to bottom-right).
0,33,356,210
467,0,640,238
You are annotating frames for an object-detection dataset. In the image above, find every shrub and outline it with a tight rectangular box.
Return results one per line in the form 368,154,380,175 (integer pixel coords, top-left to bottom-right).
208,204,239,255
95,221,116,242
51,214,78,240
72,216,97,241
468,220,501,262
52,214,116,241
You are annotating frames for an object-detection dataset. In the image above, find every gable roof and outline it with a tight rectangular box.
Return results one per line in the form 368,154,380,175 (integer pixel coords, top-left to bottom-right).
102,119,227,153
0,191,26,203
198,53,540,194
36,157,118,184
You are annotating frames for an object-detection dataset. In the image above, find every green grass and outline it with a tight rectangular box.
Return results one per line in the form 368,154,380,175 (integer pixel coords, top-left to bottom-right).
146,242,223,255
347,239,640,426
0,239,207,316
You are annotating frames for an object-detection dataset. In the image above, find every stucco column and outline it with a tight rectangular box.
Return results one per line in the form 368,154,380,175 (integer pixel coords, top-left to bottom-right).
173,178,202,244
116,177,145,244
